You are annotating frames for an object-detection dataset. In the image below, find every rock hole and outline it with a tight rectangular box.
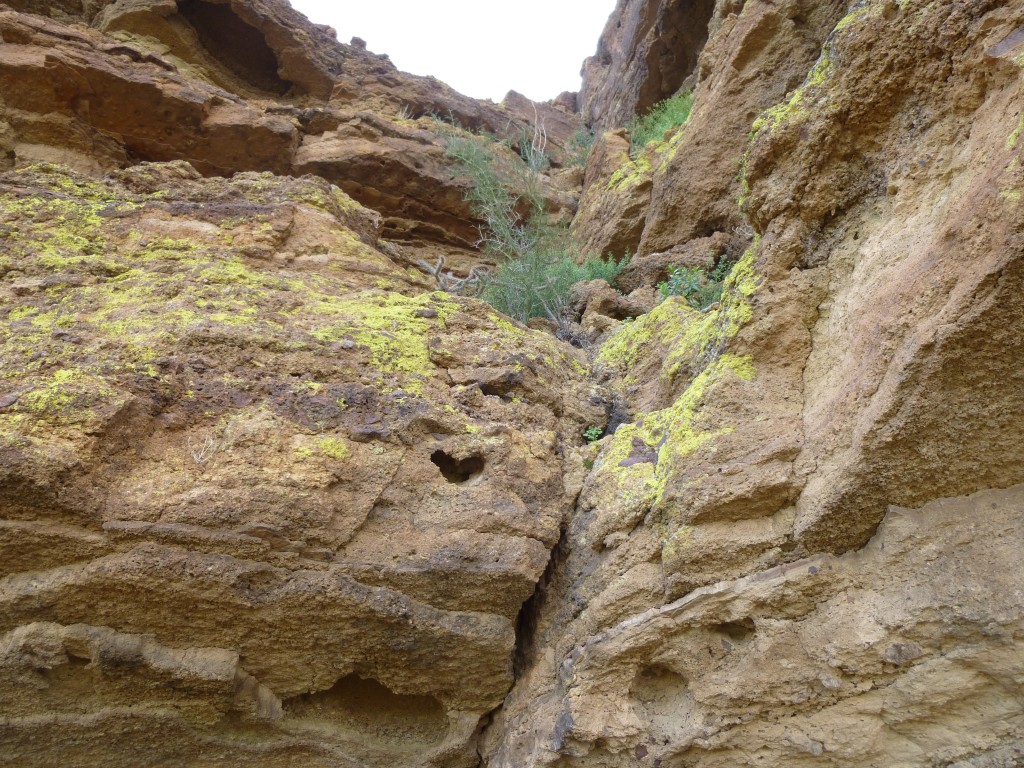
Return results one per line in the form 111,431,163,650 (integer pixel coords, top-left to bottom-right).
430,450,484,484
178,0,291,95
285,674,447,747
712,618,756,642
630,665,697,743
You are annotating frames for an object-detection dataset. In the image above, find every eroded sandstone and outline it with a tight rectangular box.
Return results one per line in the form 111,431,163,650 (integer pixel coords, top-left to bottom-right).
3,0,1024,765
0,162,604,766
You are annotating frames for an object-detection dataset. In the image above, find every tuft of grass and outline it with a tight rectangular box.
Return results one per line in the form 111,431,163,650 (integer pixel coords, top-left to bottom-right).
627,91,694,157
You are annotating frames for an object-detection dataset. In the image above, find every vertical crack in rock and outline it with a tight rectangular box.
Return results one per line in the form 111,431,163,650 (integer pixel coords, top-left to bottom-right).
512,528,569,678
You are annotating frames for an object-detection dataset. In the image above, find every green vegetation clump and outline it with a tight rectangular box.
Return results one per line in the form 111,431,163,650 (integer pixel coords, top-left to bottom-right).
657,256,737,311
440,121,626,325
583,425,604,443
627,91,694,157
483,241,627,324
566,127,597,168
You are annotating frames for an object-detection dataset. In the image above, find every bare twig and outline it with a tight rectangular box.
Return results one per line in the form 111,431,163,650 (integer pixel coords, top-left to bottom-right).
187,434,218,466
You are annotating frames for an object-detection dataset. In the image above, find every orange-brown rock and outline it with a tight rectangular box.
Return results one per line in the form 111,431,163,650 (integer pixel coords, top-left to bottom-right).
571,129,648,259
0,0,580,268
568,279,645,344
637,0,848,254
579,0,717,132
615,230,732,293
574,0,848,259
0,162,605,766
4,0,1024,765
485,0,1024,765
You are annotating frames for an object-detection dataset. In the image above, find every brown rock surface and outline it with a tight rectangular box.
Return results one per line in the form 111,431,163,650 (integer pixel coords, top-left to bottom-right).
615,230,732,293
3,0,1024,764
0,0,579,268
0,163,604,766
571,128,650,259
580,0,717,132
487,485,1024,766
484,0,1024,765
574,0,848,259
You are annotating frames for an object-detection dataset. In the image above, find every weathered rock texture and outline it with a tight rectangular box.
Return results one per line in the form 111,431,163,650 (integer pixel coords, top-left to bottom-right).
489,0,1024,764
0,0,580,268
580,0,717,131
4,0,1024,765
575,0,849,259
0,162,603,766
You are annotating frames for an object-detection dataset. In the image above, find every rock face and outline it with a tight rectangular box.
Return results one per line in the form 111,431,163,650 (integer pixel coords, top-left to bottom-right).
3,0,1024,766
580,0,717,132
0,162,603,766
0,0,580,267
488,0,1024,765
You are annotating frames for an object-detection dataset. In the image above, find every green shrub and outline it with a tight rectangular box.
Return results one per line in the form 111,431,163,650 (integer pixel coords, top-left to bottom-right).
439,127,543,260
483,235,628,324
627,91,694,157
566,127,596,168
582,425,603,443
658,256,736,311
580,250,629,284
439,120,629,324
658,265,703,303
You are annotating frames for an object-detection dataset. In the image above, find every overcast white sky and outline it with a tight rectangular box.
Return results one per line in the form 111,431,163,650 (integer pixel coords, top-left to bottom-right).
288,1,618,102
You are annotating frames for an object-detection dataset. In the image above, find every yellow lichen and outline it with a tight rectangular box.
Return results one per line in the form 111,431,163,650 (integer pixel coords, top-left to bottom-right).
598,243,759,386
315,436,350,461
309,291,459,393
589,242,762,541
16,367,120,425
749,4,872,139
606,155,653,192
1007,114,1024,150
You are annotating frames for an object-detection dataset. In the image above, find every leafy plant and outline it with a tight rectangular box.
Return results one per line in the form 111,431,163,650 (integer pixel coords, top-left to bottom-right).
583,425,604,443
658,256,737,311
566,127,596,168
483,236,628,324
658,265,703,303
439,119,629,325
627,91,694,157
439,126,543,260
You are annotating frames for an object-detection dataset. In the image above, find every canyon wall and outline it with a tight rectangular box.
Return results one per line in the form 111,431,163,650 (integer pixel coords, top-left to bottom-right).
2,0,1023,766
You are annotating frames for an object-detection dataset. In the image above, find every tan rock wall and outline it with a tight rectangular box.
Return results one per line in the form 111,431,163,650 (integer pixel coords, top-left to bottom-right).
0,163,605,766
488,0,1024,764
2,0,1024,765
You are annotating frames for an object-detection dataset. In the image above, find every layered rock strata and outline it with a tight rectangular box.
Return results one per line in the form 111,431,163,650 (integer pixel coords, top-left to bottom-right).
0,162,603,766
0,0,579,266
2,0,1024,765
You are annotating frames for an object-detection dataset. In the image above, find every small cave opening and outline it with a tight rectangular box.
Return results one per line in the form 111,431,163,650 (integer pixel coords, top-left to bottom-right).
712,618,756,642
284,674,447,747
177,0,291,95
430,450,485,484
